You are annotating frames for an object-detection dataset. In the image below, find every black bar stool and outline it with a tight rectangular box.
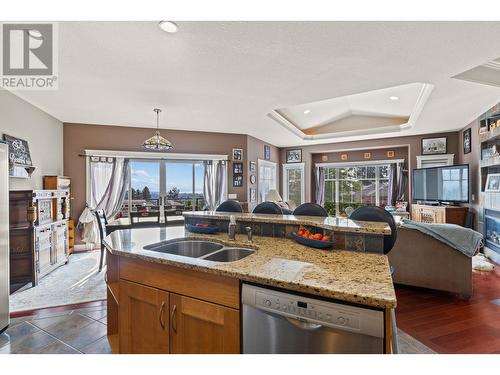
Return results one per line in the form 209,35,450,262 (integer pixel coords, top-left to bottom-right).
349,206,399,353
253,202,283,214
94,209,108,272
216,200,244,213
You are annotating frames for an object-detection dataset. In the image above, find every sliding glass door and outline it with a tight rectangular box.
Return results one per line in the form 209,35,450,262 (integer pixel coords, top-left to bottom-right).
118,160,206,223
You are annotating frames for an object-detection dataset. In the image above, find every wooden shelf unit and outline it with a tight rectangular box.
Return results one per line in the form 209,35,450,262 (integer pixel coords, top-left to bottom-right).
8,190,70,289
411,204,468,225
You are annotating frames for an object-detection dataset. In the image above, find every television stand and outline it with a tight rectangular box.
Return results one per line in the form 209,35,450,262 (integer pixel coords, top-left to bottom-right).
411,204,468,226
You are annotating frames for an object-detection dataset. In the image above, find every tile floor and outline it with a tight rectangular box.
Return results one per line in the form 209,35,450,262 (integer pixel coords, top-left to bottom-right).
0,303,110,354
1,300,433,354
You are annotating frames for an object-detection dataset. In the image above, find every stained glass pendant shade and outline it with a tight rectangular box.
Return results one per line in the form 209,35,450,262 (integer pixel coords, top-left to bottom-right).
143,108,173,151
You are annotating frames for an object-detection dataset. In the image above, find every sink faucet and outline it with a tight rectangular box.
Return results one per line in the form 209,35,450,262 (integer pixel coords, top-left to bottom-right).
228,215,237,241
245,226,253,243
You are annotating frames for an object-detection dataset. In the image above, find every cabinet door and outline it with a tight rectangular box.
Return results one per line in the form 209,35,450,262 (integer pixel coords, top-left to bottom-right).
170,293,240,354
119,280,169,353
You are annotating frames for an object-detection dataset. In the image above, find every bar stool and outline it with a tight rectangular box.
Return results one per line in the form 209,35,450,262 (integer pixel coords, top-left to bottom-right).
94,209,108,272
293,203,328,217
349,206,399,354
216,200,244,213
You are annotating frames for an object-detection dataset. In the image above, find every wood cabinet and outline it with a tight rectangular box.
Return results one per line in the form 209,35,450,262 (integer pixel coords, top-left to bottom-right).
111,255,241,354
411,204,468,226
9,190,70,291
9,191,35,291
119,280,170,354
169,294,240,354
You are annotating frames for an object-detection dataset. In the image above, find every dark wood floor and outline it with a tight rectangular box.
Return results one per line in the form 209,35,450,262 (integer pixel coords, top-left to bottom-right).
395,266,500,354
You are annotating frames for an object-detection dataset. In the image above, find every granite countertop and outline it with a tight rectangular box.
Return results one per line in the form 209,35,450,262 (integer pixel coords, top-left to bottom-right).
183,211,391,235
104,227,396,309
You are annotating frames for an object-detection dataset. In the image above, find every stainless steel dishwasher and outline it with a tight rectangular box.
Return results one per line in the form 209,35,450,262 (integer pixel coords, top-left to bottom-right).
242,283,385,354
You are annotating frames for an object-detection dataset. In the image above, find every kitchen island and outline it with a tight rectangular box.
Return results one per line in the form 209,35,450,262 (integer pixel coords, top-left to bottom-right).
104,215,396,354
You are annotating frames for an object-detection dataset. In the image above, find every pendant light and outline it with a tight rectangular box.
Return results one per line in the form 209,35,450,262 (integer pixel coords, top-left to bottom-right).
143,108,173,151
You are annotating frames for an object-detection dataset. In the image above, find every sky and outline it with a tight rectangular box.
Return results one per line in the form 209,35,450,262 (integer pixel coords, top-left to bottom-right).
130,161,204,194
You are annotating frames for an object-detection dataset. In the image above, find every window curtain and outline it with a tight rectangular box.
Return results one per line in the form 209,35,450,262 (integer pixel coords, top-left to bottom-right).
388,162,408,205
203,160,227,210
90,157,130,220
315,167,325,206
396,163,408,201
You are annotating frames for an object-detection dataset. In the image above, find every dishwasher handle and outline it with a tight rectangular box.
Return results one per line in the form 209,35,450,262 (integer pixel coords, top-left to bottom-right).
285,317,323,331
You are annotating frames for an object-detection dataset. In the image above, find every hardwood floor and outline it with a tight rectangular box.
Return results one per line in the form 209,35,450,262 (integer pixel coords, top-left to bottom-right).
395,266,500,354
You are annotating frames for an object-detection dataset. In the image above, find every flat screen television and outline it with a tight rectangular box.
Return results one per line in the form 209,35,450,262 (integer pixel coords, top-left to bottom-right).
412,164,469,204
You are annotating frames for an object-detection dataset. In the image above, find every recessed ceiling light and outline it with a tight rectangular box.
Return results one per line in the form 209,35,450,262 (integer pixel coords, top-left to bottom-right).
159,21,178,33
389,96,399,101
303,109,311,114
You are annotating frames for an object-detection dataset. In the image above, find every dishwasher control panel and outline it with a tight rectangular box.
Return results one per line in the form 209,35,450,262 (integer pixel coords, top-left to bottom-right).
255,291,361,330
242,284,384,338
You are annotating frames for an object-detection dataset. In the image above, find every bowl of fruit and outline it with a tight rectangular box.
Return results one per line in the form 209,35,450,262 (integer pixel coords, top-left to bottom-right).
185,223,220,234
291,227,334,250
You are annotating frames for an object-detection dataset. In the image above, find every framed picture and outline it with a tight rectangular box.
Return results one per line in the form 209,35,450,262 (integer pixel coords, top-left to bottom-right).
463,128,472,155
250,188,257,202
387,150,395,158
321,155,328,162
422,137,447,155
3,134,32,166
233,162,243,174
286,149,302,163
364,152,371,160
232,148,243,161
264,145,271,160
249,161,256,172
233,175,243,187
485,174,500,192
341,153,348,161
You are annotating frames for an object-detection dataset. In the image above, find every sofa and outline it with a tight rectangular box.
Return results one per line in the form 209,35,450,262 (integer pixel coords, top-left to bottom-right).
387,226,473,298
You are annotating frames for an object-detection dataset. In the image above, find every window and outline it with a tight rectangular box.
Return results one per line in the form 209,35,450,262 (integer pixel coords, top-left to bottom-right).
323,164,391,216
283,163,305,207
118,160,208,222
258,159,277,203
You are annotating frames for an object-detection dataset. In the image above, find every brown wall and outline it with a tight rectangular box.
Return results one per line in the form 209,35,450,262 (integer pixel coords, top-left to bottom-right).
280,132,459,203
64,123,259,218
458,102,500,232
311,146,408,164
458,119,481,230
246,135,280,212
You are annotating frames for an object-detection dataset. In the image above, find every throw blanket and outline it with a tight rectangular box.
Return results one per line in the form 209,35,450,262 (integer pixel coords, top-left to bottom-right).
401,219,482,257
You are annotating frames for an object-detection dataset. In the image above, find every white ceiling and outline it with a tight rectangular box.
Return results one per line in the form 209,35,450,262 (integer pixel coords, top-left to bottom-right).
9,21,500,147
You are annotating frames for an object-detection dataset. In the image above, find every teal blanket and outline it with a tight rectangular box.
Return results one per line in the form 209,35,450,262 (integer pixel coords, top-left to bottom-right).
400,219,482,257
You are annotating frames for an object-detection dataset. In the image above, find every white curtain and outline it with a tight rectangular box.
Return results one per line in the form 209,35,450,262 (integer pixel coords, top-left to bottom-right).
203,160,227,210
315,167,325,206
90,157,130,220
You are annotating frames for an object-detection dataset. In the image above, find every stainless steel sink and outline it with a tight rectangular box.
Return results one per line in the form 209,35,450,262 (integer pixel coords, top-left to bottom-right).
143,239,255,262
203,248,256,262
143,239,223,258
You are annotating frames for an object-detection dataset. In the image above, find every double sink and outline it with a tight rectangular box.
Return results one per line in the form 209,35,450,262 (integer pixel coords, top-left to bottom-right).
143,238,255,262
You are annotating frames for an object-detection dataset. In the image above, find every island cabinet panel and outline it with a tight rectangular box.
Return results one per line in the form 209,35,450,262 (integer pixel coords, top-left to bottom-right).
119,256,240,309
119,280,170,354
169,293,240,354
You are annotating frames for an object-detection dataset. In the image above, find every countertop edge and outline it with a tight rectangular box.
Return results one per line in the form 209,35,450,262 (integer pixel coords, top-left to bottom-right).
104,240,396,309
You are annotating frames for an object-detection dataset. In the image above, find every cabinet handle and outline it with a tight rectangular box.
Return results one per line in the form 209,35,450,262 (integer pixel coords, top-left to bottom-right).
159,301,166,329
171,304,177,334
